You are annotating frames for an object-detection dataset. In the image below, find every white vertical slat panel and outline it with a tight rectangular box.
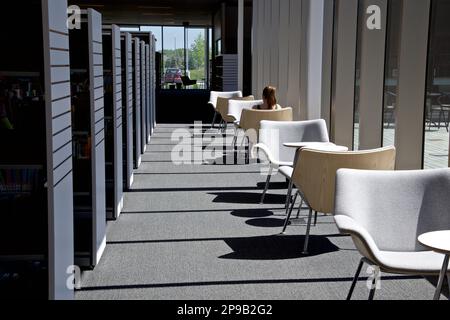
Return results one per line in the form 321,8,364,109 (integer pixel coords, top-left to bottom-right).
321,0,335,130
134,38,142,168
299,0,310,120
358,0,388,150
270,0,280,89
252,0,259,96
395,0,431,169
262,0,270,89
287,0,302,119
257,0,265,95
42,0,74,300
278,0,290,107
88,8,106,266
112,25,123,216
301,0,327,120
331,0,358,148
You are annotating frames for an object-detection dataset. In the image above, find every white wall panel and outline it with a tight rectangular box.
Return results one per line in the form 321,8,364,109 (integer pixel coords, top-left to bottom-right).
358,0,388,150
331,0,358,148
395,0,431,169
278,0,290,107
287,0,302,119
252,0,259,96
270,0,280,90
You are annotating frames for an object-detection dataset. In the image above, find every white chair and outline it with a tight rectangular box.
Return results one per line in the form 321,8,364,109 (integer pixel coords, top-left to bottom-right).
208,91,242,128
334,168,450,300
252,120,330,204
228,99,263,147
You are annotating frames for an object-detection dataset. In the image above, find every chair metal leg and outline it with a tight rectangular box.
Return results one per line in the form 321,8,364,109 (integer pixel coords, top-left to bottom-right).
222,121,227,133
211,111,217,128
260,167,273,204
291,192,298,209
285,181,294,211
434,255,450,300
313,211,318,226
281,192,298,234
447,273,450,300
368,266,380,301
232,134,237,149
302,208,314,255
347,259,364,300
295,197,304,219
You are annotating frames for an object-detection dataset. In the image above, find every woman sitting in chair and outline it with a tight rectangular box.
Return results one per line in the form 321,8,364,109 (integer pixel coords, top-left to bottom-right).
254,86,282,110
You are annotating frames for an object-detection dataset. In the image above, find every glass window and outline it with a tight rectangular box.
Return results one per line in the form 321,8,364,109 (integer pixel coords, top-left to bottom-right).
162,27,185,89
186,28,207,89
383,0,402,147
424,0,450,169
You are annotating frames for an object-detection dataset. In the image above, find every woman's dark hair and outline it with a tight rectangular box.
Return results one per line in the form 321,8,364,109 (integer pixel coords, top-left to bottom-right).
263,86,277,109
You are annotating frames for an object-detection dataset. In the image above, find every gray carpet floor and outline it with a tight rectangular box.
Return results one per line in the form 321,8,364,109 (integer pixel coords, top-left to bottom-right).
76,123,447,300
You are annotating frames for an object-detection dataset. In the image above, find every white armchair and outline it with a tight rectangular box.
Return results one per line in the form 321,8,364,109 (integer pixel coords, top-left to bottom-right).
208,91,243,128
228,99,263,147
334,168,450,300
251,119,330,204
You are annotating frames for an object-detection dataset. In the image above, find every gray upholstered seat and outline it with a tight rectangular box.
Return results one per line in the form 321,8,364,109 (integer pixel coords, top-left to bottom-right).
208,91,243,128
252,119,330,204
334,168,450,299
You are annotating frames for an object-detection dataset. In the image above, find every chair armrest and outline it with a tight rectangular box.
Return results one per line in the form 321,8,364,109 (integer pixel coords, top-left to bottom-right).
251,143,276,164
334,215,381,260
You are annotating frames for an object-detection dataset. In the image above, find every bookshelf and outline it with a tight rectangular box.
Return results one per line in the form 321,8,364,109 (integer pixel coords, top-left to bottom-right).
69,9,106,268
121,32,134,189
0,0,74,300
130,31,153,148
103,25,124,220
132,37,142,169
212,54,238,91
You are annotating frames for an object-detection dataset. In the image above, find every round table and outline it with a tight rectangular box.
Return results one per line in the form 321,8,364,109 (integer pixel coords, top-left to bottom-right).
418,231,450,300
283,142,349,152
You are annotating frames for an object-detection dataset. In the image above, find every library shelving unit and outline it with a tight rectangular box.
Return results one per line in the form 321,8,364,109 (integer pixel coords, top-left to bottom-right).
0,0,74,299
212,54,238,91
102,25,123,221
132,37,142,169
121,33,134,189
145,44,150,142
150,33,156,134
69,8,106,268
140,40,147,153
130,31,153,148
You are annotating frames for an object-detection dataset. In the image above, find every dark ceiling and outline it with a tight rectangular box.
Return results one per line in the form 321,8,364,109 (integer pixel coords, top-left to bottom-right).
72,0,242,26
